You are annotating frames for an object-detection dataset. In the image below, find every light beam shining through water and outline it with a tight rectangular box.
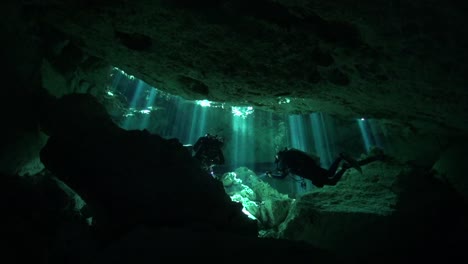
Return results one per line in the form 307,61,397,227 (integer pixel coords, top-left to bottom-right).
165,97,208,145
288,114,322,193
122,80,146,130
137,88,157,130
288,115,308,152
357,118,384,152
188,103,208,144
231,107,255,169
110,68,212,146
310,113,335,168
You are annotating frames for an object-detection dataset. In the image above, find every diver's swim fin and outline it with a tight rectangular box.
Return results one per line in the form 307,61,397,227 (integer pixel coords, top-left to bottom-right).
340,153,362,173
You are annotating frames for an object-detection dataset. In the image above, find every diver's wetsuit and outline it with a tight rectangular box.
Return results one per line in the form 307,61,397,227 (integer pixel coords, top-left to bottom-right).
268,148,385,188
269,148,345,187
193,134,225,174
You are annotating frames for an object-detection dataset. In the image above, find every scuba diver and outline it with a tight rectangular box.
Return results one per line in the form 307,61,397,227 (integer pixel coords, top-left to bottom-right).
191,133,225,177
266,147,385,188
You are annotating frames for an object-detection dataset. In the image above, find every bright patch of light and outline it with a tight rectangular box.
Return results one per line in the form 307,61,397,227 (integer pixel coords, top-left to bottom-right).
196,100,212,107
107,91,114,96
223,172,242,185
125,107,154,117
278,97,291,104
112,67,135,80
231,106,254,119
360,118,365,121
194,100,225,108
230,193,258,220
242,208,257,220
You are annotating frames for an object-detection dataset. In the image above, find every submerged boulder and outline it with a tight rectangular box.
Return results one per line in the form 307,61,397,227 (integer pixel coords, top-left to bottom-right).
270,160,398,253
221,167,293,229
259,157,468,262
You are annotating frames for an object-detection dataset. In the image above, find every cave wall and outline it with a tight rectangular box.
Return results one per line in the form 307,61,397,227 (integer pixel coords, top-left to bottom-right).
3,0,467,183
27,0,468,133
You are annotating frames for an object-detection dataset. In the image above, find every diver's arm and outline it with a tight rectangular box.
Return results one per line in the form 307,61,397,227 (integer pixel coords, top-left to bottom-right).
266,169,288,179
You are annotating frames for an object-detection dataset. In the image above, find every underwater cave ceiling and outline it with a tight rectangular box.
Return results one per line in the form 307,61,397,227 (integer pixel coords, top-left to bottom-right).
32,0,468,132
